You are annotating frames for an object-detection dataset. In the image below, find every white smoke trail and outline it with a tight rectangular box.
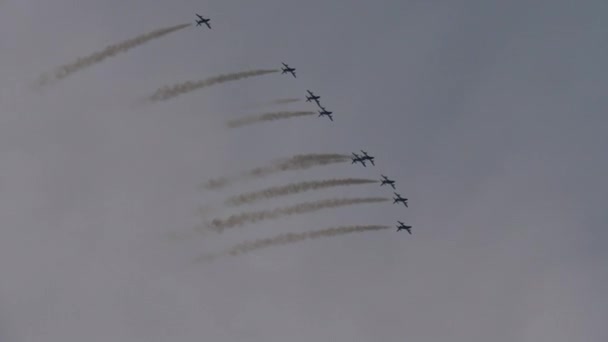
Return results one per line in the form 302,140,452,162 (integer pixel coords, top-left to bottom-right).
148,69,278,102
226,111,315,128
226,178,378,206
203,153,351,190
39,23,191,86
197,225,390,261
208,197,389,232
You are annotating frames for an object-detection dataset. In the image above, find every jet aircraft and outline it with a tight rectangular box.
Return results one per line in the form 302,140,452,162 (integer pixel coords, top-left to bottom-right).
318,106,333,121
306,90,321,106
393,192,408,207
359,150,375,166
380,175,396,189
351,153,367,167
397,221,412,234
195,14,211,29
281,63,296,78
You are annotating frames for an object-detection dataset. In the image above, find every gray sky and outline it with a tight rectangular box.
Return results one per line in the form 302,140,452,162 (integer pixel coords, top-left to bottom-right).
1,0,607,341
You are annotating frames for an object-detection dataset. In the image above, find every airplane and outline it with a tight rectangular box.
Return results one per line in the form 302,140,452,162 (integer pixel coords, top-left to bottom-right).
306,90,321,106
195,14,211,29
380,175,396,189
393,192,408,207
318,106,333,121
351,153,367,167
397,221,412,234
359,150,375,166
281,63,296,78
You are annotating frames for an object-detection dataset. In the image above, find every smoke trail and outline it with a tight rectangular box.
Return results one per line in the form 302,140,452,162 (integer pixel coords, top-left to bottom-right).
198,225,390,261
203,153,351,190
268,98,301,105
248,98,302,109
226,178,378,206
148,69,278,102
39,23,191,86
227,111,315,128
208,197,388,232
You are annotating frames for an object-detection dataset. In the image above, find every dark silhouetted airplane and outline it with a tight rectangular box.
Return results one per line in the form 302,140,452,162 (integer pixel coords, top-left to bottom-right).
397,221,412,234
281,63,296,78
196,14,211,29
380,175,396,189
352,153,367,167
306,90,321,106
393,192,408,207
318,106,333,121
359,150,375,166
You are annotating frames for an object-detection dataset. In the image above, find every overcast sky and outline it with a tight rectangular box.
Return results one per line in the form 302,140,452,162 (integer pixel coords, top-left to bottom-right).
0,0,607,341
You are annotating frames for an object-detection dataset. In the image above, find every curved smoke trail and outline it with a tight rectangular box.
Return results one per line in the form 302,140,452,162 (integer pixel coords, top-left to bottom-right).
197,225,390,261
226,178,378,206
39,23,191,86
203,153,351,190
208,197,389,232
227,111,315,128
148,69,278,102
